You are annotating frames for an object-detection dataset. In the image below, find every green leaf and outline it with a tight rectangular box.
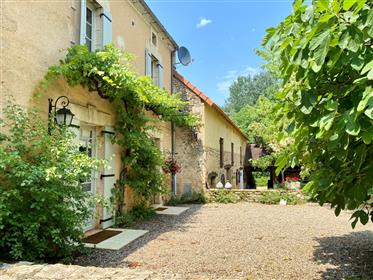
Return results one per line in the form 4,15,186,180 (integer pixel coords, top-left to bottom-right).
325,99,338,111
345,111,360,136
361,60,373,74
317,0,329,11
339,27,362,52
354,144,366,171
357,86,373,112
368,69,373,80
332,0,341,13
319,14,335,22
361,130,373,144
351,55,364,71
320,112,336,131
343,0,357,10
301,5,314,22
311,30,331,72
366,9,373,37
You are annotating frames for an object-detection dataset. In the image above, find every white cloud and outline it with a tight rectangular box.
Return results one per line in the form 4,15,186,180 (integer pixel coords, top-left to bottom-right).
216,66,260,96
196,18,212,28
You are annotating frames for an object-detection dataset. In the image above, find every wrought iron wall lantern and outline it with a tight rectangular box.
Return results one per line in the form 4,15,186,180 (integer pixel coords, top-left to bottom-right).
48,96,74,132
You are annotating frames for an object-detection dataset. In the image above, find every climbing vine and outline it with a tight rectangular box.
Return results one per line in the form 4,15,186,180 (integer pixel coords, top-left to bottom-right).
39,45,198,210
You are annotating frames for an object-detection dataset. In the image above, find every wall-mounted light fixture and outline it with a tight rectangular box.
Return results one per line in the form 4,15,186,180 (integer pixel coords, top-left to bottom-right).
48,96,74,132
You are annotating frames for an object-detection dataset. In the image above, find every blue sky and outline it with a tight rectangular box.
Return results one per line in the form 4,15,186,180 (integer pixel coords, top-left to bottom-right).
146,0,293,106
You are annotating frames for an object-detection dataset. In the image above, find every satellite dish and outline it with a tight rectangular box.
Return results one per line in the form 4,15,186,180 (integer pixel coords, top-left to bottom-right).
177,46,192,66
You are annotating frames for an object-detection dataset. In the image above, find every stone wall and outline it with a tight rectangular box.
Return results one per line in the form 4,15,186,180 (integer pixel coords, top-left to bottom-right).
173,74,247,193
206,189,306,203
205,147,243,188
173,76,206,195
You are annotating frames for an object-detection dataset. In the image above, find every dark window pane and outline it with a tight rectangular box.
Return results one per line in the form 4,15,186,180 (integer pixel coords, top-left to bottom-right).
86,24,92,39
219,138,224,168
86,8,92,23
82,183,91,192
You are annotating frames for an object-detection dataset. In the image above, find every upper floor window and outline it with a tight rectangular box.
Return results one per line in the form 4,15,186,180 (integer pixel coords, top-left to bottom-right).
219,138,224,168
85,5,94,51
231,142,234,165
80,0,112,51
146,49,164,88
151,55,160,86
152,32,157,46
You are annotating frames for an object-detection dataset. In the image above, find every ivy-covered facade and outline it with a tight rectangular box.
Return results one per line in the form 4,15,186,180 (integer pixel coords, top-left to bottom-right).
2,0,190,231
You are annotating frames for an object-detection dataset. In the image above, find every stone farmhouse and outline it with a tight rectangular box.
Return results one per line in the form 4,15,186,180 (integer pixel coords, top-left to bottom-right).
2,0,248,232
173,72,248,193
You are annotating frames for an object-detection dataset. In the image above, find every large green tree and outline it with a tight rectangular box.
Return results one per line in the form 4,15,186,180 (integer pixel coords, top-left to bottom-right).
233,96,277,145
224,72,278,114
233,96,293,170
261,0,373,226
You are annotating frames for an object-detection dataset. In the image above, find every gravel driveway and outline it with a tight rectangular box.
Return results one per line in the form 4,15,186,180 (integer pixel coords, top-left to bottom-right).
76,203,373,279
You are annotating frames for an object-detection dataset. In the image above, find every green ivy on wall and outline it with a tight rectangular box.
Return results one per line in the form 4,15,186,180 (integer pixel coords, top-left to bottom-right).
39,45,199,210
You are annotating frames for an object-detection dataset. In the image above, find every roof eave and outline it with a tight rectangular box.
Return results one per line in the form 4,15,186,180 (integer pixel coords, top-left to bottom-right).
173,71,248,141
137,0,179,49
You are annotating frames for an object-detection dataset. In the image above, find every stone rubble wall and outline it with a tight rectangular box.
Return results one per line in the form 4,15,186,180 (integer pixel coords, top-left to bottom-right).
206,189,306,203
173,77,206,195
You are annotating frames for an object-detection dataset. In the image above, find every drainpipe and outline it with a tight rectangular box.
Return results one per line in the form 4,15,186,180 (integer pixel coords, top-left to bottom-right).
171,49,177,196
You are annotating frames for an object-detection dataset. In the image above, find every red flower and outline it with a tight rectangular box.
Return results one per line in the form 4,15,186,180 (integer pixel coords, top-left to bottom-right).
163,157,182,175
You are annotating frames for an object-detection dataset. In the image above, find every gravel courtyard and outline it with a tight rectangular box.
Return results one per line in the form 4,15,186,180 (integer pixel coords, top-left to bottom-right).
75,203,373,279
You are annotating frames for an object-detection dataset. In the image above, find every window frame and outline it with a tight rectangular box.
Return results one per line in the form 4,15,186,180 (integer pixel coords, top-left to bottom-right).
240,146,242,165
85,2,96,51
151,55,160,86
219,138,224,168
151,32,158,46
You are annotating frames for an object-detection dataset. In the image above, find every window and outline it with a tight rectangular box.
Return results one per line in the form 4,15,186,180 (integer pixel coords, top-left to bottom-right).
151,56,159,86
80,1,112,51
219,138,224,168
152,32,157,46
85,5,94,51
240,146,242,165
146,50,163,88
231,142,234,165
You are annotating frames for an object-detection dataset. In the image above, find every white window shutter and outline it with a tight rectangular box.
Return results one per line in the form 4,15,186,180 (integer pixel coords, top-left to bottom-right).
101,9,112,47
158,63,164,88
145,48,152,77
101,126,115,228
80,0,87,45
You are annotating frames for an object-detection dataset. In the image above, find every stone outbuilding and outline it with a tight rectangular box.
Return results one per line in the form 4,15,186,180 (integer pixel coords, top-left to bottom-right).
173,72,249,194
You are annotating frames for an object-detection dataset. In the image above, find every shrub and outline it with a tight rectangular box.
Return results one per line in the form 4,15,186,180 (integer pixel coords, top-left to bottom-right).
0,103,102,261
258,191,305,205
210,190,240,204
165,191,206,206
258,191,282,205
114,204,155,227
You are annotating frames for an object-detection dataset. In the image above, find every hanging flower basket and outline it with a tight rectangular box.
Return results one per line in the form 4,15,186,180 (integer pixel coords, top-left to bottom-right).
163,157,182,175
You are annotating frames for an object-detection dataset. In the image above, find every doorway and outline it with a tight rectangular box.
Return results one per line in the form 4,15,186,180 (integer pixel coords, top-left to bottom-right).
79,125,97,231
